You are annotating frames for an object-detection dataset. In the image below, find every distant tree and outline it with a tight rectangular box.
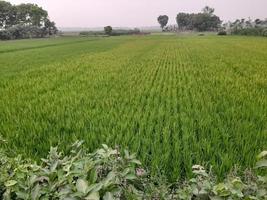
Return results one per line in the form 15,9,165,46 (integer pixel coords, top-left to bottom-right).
202,6,215,15
43,19,58,36
176,13,193,30
15,3,48,26
255,19,262,27
104,26,112,35
0,1,16,28
0,1,57,40
227,17,267,36
157,15,169,31
176,7,221,32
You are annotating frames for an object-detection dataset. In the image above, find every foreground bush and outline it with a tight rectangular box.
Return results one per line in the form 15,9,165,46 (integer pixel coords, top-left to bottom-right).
0,137,266,199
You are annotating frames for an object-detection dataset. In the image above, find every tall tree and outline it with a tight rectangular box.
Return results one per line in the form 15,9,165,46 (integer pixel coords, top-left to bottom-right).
0,1,57,40
176,13,192,30
15,3,48,26
43,19,58,36
176,6,221,32
104,26,112,35
157,15,169,31
0,1,16,28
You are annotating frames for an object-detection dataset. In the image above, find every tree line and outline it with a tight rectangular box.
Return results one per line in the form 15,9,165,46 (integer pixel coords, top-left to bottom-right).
158,6,267,36
158,6,221,32
0,0,57,40
223,18,267,36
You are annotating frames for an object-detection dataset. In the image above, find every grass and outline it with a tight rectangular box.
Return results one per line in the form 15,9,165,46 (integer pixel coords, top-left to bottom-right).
0,35,266,181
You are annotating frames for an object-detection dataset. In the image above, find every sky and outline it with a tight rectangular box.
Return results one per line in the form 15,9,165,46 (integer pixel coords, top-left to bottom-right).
8,0,267,28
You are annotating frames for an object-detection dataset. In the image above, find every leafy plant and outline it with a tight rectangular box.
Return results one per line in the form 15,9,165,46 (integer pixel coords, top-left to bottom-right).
0,138,266,200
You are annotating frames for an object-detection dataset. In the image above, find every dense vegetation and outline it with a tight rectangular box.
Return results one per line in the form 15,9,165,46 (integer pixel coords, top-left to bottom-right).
176,6,221,32
0,1,57,40
224,18,267,36
0,36,266,182
158,6,221,32
158,6,267,36
80,28,142,37
1,137,266,199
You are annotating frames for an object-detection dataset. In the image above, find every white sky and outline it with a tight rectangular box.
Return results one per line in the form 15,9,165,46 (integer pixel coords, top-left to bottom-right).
8,0,267,28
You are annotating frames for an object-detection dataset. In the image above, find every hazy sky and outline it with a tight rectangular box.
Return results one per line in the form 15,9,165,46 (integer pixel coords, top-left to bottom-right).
8,0,267,28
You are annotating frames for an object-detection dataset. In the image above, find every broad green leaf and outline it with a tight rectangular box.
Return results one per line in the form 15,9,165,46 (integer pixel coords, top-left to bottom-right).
122,168,130,177
257,151,267,159
231,178,244,190
76,179,89,194
87,183,103,193
102,144,109,150
213,183,230,197
131,159,142,165
31,184,41,200
103,171,116,187
85,192,100,200
255,160,267,169
4,180,17,187
103,192,114,200
88,169,98,184
125,174,137,180
124,150,130,159
15,191,29,199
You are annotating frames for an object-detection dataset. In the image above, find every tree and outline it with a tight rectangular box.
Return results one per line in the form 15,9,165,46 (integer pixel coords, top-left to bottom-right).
0,1,16,28
43,18,58,36
157,15,169,31
202,6,215,15
15,3,48,26
0,1,57,40
176,13,192,30
104,26,112,35
176,7,221,32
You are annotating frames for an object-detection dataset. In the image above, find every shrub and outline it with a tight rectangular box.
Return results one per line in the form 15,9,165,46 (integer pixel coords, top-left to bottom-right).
0,30,12,40
230,27,267,37
79,31,106,37
0,24,57,40
0,136,266,199
217,30,227,35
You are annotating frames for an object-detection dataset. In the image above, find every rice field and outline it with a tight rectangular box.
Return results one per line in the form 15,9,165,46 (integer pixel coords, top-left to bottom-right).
0,35,266,180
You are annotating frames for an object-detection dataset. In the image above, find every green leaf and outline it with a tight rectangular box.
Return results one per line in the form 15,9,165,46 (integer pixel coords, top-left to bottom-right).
87,183,103,193
125,174,137,180
213,183,230,197
85,192,100,200
15,191,29,199
4,180,17,187
31,184,41,200
131,159,142,165
76,179,89,194
103,192,114,200
255,160,267,169
257,151,267,159
88,169,98,184
121,168,130,177
124,150,130,159
231,178,244,190
103,172,116,187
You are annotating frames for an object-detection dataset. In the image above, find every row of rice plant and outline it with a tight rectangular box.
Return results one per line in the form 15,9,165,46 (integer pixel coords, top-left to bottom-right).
0,36,266,180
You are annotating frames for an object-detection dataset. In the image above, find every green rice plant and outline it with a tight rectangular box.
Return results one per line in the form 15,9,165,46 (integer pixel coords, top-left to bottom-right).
0,35,266,181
